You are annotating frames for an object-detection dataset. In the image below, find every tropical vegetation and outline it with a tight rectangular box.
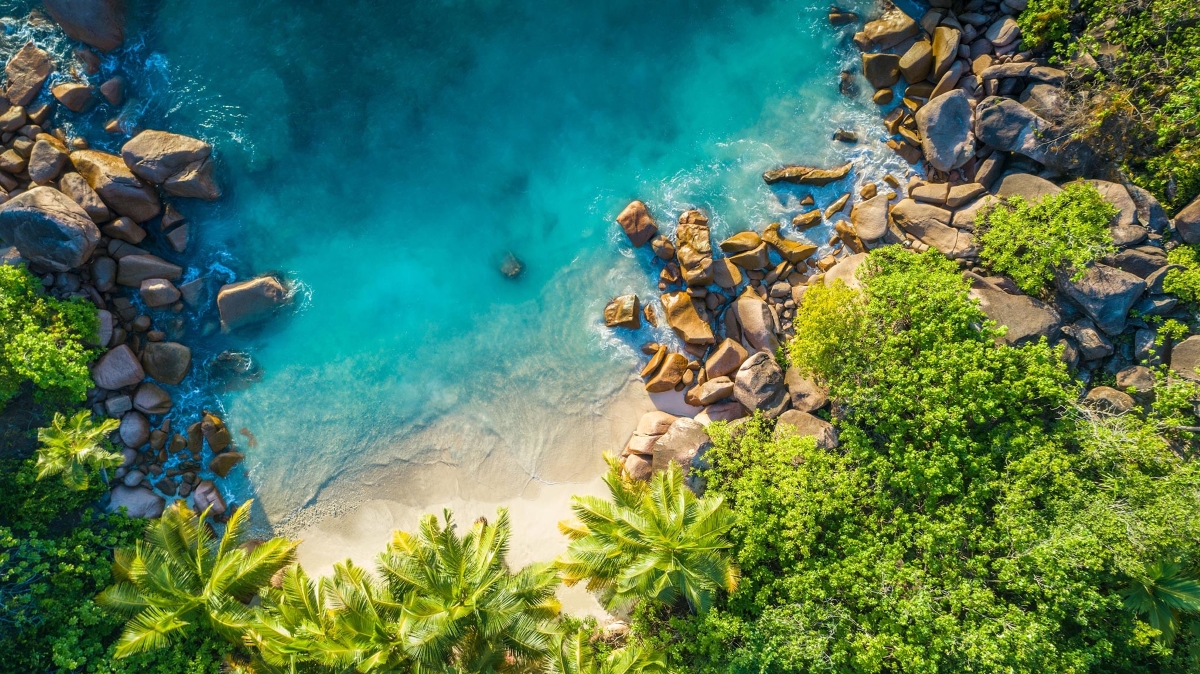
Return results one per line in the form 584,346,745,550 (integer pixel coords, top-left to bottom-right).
35,411,123,491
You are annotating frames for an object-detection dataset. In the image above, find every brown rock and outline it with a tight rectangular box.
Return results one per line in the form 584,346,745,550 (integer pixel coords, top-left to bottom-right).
118,410,149,447
727,242,770,269
202,413,232,453
139,278,180,307
775,409,839,448
615,200,657,247
0,186,100,271
706,338,749,378
192,480,226,516
121,130,220,200
100,76,125,105
208,452,244,478
862,8,919,49
165,223,188,253
675,211,713,286
132,382,172,415
862,53,902,89
931,27,961,80
117,254,181,286
693,376,734,405
850,193,889,242
604,294,641,329
5,42,52,106
649,234,675,260
59,172,111,222
51,82,95,112
712,258,742,289
792,210,822,228
762,222,817,264
623,453,652,481
763,162,852,186
92,344,144,390
217,275,291,331
101,216,145,244
719,231,762,254
70,149,161,222
43,0,126,52
646,353,688,393
141,341,191,385
28,138,70,183
640,345,668,379
661,291,714,345
899,41,933,82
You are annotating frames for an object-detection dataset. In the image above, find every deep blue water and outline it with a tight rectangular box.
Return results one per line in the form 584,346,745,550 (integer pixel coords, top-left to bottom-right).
2,0,908,525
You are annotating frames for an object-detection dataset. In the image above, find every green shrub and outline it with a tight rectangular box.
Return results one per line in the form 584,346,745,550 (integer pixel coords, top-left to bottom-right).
977,182,1117,296
1164,244,1200,304
0,264,99,409
653,248,1200,672
1018,0,1071,51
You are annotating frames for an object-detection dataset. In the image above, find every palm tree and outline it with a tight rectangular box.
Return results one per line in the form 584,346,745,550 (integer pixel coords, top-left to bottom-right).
1121,560,1200,645
378,509,561,672
97,499,298,657
34,410,121,490
545,626,667,674
556,457,739,614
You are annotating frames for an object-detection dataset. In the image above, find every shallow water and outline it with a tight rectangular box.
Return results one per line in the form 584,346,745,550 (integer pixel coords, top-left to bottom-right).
2,0,909,526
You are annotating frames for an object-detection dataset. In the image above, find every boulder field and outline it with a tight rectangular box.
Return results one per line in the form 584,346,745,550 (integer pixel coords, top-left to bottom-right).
0,11,292,522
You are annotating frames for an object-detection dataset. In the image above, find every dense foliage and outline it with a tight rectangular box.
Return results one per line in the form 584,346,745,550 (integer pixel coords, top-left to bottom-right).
1020,0,1200,212
645,248,1200,672
976,182,1117,295
36,411,123,491
0,264,98,409
1165,244,1200,304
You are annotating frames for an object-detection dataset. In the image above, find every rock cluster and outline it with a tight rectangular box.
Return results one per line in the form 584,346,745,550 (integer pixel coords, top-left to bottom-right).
0,15,289,521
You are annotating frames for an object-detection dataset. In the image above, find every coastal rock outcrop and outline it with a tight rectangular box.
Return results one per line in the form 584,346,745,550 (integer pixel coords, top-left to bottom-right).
734,351,787,418
107,486,164,518
661,291,714,345
43,0,126,52
615,200,657,247
915,89,974,172
92,344,144,390
675,210,714,286
5,42,52,106
0,186,100,271
122,130,221,200
1054,264,1145,336
775,409,838,448
603,294,641,329
141,341,191,385
763,162,852,186
652,418,712,486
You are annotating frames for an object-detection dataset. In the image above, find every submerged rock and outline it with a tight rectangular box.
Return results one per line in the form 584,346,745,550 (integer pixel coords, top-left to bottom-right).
207,350,264,391
500,252,524,278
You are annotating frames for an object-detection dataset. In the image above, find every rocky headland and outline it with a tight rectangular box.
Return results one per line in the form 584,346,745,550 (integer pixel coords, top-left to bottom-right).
0,2,290,522
607,1,1200,486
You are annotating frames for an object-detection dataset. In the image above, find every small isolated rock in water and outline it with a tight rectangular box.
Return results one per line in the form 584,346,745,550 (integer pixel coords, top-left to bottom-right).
0,186,100,271
615,200,657,247
141,341,191,385
604,294,641,329
121,130,221,200
107,485,164,518
5,42,52,107
500,252,524,278
207,350,263,391
217,275,291,331
100,76,124,105
763,162,852,186
70,149,161,222
43,0,126,52
209,452,244,478
833,128,858,143
52,82,95,112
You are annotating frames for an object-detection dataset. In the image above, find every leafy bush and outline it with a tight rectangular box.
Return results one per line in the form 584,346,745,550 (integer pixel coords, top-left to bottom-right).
1018,0,1071,51
0,264,99,409
977,182,1117,295
1165,244,1200,304
651,248,1200,672
36,411,122,491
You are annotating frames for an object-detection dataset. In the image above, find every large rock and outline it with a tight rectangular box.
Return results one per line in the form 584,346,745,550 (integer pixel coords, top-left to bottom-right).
735,290,778,354
132,382,172,415
140,278,180,307
762,222,816,264
1054,263,1145,335
121,130,220,200
0,186,100,271
646,353,688,393
762,162,852,186
28,138,70,183
209,452,244,478
116,254,181,286
1170,336,1200,381
43,0,126,52
118,410,148,447
652,417,712,476
604,294,640,329
967,273,1061,346
899,41,933,83
615,200,657,247
1176,193,1200,245
92,344,144,390
931,27,961,80
52,82,95,112
706,338,748,378
892,199,974,258
850,194,889,241
69,150,161,222
107,486,164,518
5,42,52,106
785,368,828,413
974,97,1056,167
915,89,974,172
1126,183,1169,233
59,172,111,222
862,8,919,49
693,376,734,405
734,351,787,418
993,172,1061,202
774,409,838,449
675,210,713,286
661,291,714,345
824,253,868,289
862,53,901,89
217,276,290,331
192,480,227,516
141,341,191,385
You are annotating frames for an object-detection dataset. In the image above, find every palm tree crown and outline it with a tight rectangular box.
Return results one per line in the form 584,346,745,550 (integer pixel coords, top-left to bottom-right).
556,457,739,614
35,410,121,490
1121,560,1200,644
97,499,298,657
545,626,667,674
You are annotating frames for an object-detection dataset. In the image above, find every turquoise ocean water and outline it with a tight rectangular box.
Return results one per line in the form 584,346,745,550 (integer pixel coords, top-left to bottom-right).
3,0,907,527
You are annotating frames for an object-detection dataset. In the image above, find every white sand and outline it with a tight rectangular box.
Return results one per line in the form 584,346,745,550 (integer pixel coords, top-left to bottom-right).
291,376,659,616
